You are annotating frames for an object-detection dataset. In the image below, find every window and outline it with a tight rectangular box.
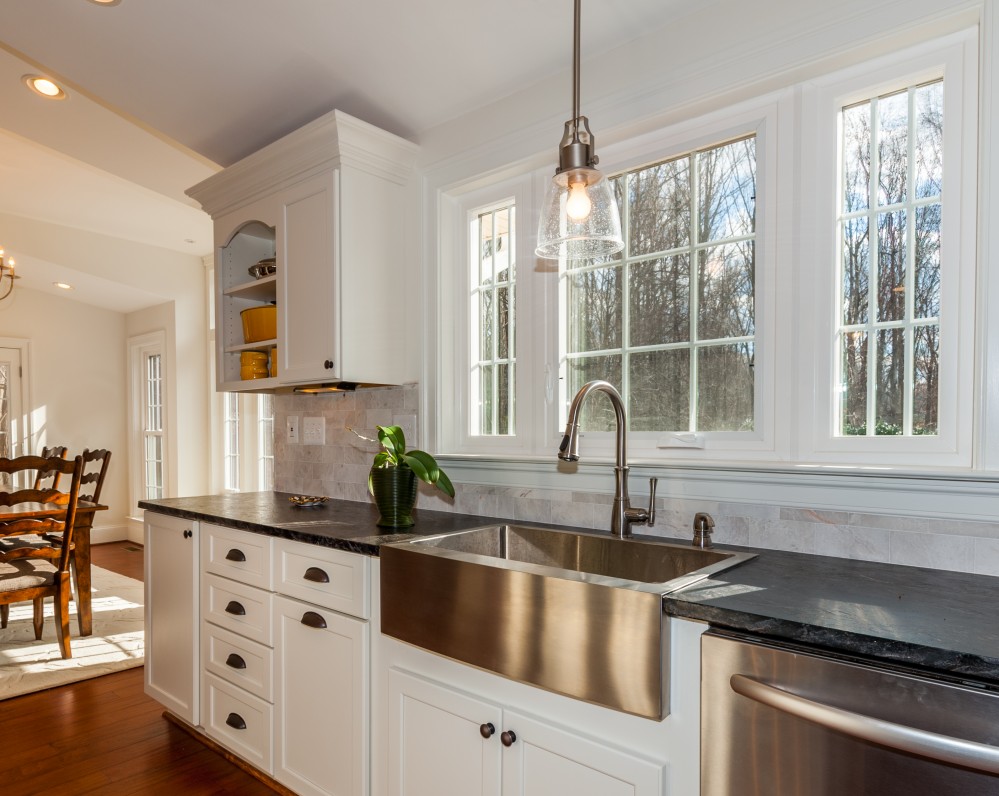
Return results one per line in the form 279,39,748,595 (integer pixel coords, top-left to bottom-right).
258,394,274,489
561,136,757,436
800,31,976,466
142,351,165,500
129,331,168,509
223,392,240,491
217,391,274,493
470,202,516,436
436,31,974,471
837,82,942,437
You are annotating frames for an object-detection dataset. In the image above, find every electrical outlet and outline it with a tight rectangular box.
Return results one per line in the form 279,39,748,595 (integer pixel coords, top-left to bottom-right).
303,416,325,446
287,416,299,444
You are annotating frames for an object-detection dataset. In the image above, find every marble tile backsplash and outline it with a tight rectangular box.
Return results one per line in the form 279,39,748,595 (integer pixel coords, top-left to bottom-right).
274,387,999,579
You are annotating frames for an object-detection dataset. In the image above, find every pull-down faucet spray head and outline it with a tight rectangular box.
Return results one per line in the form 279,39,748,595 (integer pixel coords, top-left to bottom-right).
558,425,580,462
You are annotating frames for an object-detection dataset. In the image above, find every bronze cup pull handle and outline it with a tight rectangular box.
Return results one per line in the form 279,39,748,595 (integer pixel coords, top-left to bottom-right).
224,601,246,616
225,653,247,670
225,548,247,562
225,713,247,730
301,611,327,629
303,566,330,584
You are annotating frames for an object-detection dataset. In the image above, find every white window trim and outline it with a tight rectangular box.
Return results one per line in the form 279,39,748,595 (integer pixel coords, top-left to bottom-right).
797,29,978,467
127,330,169,512
439,173,550,457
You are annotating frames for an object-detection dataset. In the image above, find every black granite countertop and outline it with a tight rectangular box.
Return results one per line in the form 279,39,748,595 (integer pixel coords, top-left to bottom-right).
140,491,999,688
138,491,510,556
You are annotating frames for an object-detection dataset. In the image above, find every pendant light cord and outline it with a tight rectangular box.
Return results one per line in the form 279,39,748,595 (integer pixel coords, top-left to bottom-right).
572,0,581,142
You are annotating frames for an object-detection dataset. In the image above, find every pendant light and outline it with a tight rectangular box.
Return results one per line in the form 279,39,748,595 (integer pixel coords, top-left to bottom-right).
535,0,623,260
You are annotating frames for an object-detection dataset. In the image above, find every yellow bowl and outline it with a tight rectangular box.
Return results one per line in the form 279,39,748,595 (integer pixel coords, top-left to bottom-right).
240,350,269,366
241,305,277,343
269,349,278,378
241,365,270,380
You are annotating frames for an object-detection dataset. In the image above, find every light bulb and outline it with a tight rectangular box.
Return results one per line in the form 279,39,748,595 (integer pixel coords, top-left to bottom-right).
565,181,592,221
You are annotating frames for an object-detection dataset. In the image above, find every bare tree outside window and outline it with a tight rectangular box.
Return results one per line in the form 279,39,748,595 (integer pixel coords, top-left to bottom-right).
563,136,756,433
839,80,942,436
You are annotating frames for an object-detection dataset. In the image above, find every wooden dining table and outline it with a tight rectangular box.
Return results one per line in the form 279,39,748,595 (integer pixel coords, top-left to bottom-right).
0,500,108,636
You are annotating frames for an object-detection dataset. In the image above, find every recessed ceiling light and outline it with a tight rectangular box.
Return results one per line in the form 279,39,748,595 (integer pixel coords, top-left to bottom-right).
53,282,74,291
86,0,122,5
23,75,67,100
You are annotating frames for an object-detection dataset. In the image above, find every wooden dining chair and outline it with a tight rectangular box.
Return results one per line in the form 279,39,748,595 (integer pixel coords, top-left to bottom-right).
32,445,68,491
66,448,111,633
0,454,84,659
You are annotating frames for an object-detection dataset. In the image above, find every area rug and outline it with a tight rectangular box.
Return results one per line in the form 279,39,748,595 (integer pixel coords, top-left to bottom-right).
0,566,144,699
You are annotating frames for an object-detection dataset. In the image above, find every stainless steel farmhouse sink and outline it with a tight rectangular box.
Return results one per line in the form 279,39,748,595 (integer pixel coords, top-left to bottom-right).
380,524,755,720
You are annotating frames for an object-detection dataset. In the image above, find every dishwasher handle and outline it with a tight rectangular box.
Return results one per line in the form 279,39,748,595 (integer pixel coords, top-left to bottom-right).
731,673,999,776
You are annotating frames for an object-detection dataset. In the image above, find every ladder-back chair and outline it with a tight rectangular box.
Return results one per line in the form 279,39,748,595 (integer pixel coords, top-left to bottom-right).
0,454,84,659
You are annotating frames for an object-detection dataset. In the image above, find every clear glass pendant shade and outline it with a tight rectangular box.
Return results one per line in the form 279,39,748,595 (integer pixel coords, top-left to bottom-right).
535,167,623,260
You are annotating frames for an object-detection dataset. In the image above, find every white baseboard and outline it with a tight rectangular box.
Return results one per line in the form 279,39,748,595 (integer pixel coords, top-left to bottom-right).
90,524,130,545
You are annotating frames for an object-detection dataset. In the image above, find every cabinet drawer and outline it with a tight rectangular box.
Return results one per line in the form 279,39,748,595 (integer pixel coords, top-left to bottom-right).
203,622,273,702
203,574,273,646
204,673,273,774
203,523,273,589
273,539,370,618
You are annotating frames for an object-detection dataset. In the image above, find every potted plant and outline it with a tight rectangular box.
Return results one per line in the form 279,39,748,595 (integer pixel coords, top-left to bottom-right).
349,425,454,527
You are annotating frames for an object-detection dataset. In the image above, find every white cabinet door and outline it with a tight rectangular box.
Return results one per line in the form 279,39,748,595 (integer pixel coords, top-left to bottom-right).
501,710,664,796
273,595,369,796
387,668,503,796
144,512,200,724
278,170,339,385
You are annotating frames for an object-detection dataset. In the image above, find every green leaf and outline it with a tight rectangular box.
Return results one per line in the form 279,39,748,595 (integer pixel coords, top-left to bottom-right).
372,451,391,468
404,450,439,482
377,425,407,459
435,468,456,498
400,452,432,483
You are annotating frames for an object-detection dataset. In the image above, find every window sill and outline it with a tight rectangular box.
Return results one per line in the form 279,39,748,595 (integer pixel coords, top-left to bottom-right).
436,454,999,523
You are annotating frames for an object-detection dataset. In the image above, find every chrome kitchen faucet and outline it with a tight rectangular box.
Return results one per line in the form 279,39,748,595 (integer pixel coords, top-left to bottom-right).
558,379,657,538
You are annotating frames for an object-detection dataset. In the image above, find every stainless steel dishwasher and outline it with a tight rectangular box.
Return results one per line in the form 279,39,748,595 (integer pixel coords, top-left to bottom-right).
701,629,999,795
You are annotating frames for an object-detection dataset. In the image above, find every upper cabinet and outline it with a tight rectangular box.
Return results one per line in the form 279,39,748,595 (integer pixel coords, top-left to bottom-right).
187,110,419,391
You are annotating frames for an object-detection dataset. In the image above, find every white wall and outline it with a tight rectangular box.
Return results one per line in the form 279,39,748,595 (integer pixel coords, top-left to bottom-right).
0,286,129,541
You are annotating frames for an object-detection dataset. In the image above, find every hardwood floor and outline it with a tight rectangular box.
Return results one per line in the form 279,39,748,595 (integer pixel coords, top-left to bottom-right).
0,541,276,796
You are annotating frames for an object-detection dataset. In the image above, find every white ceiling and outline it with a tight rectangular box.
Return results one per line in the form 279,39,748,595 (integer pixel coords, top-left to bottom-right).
0,0,687,312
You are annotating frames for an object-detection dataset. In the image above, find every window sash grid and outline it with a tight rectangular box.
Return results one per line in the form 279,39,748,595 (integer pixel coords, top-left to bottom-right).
839,82,942,437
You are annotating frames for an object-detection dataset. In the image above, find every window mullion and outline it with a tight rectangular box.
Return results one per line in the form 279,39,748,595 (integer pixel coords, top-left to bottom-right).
689,153,700,433
866,98,880,436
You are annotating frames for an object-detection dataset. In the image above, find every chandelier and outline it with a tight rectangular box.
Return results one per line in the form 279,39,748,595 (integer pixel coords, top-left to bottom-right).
0,247,18,301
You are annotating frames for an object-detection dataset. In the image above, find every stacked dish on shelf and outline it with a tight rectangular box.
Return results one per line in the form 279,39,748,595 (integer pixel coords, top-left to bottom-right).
240,350,269,380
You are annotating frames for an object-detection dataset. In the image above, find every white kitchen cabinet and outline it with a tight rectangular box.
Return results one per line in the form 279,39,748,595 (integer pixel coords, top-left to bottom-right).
271,537,371,796
143,512,200,724
385,668,662,796
199,522,277,772
187,109,419,392
273,595,369,796
387,668,502,796
195,524,372,795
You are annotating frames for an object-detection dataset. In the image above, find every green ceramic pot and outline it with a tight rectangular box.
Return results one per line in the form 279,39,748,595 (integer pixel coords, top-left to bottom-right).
370,465,418,528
